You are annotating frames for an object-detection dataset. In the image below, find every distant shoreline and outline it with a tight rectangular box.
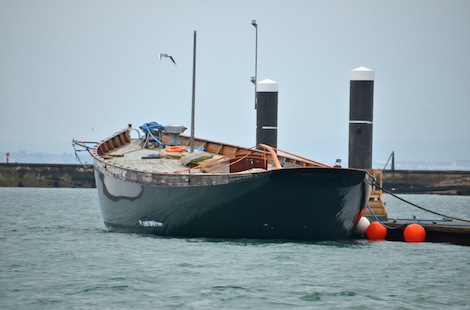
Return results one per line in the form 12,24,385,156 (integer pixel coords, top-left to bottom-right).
0,163,469,195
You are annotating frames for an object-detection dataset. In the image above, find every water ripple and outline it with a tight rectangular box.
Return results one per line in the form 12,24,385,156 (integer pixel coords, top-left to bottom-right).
1,188,469,309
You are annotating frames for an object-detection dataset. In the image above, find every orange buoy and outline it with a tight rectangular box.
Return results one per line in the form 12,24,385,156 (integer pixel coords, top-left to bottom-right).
403,224,426,242
366,222,387,241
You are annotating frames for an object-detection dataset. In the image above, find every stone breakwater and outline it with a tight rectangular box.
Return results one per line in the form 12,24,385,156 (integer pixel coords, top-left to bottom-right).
0,164,469,195
382,170,470,196
0,163,95,188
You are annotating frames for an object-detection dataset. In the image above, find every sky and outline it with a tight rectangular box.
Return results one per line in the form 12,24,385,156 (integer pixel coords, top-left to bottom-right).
1,0,469,167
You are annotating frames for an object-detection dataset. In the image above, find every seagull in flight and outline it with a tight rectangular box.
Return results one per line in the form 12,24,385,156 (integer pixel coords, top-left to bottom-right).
159,53,176,65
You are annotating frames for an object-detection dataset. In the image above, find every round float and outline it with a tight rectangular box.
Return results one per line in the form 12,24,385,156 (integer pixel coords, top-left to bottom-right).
355,216,370,235
403,224,426,242
366,222,387,240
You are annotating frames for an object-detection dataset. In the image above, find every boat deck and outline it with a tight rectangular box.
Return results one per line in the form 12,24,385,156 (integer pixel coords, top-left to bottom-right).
103,139,231,174
92,127,331,175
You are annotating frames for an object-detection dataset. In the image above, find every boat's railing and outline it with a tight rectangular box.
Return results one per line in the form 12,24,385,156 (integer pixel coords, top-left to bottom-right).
172,134,329,169
94,126,131,157
264,145,331,168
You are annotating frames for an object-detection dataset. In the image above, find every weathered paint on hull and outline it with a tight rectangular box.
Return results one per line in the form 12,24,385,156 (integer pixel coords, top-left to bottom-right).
94,166,372,240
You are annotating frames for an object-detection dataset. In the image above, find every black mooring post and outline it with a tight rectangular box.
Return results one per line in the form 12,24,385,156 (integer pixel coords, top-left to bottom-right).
348,67,375,169
256,79,278,148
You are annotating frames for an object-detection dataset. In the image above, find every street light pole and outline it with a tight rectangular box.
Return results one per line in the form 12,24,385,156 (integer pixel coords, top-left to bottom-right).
190,31,196,153
251,20,258,109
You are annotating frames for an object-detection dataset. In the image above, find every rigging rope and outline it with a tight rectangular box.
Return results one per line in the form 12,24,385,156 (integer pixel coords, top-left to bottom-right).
373,181,470,223
366,204,407,229
71,139,96,167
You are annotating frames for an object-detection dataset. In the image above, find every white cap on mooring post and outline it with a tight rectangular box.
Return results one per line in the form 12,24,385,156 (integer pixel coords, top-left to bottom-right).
350,66,375,81
257,79,279,92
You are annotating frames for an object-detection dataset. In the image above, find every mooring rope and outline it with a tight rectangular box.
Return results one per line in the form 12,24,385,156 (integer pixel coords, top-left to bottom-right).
366,204,407,229
373,182,470,223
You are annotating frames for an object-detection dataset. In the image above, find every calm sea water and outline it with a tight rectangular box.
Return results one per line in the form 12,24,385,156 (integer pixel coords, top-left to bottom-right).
1,187,469,309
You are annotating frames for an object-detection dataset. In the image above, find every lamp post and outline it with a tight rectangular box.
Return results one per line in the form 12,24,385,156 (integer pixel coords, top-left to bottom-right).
190,31,197,153
251,19,258,109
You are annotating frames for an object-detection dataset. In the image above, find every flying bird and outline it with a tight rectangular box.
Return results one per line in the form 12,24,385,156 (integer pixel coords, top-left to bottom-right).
159,53,176,65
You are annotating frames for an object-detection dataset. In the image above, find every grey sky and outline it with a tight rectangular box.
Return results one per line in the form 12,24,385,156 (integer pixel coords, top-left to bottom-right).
1,0,469,166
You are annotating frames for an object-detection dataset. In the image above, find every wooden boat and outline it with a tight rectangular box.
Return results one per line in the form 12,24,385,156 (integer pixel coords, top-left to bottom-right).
79,122,373,240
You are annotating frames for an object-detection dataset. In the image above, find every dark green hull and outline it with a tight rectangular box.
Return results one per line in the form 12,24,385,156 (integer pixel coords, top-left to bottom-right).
95,166,372,240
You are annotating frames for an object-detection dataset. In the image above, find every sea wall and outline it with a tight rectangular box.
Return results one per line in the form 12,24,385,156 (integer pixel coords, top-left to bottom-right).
0,163,95,188
1,164,469,195
382,170,470,195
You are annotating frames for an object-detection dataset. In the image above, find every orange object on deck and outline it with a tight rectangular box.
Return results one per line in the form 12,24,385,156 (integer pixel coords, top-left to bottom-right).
165,145,187,152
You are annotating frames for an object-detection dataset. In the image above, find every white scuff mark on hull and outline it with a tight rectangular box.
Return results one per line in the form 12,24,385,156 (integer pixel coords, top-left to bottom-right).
138,220,164,227
103,174,142,198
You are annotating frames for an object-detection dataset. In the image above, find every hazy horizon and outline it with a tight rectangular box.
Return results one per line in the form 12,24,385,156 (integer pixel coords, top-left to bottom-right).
1,1,469,166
